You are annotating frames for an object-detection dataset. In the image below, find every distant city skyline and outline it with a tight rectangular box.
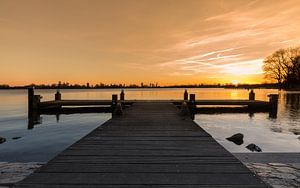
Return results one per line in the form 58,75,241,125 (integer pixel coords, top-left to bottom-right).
1,0,300,86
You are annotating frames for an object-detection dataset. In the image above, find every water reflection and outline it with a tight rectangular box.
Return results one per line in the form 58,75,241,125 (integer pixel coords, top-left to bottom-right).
195,91,300,153
1,89,300,161
283,93,300,135
27,107,111,130
27,112,42,130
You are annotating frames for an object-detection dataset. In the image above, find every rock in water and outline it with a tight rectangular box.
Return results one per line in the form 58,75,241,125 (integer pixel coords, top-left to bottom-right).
0,137,6,144
246,143,262,152
12,136,21,140
226,133,244,145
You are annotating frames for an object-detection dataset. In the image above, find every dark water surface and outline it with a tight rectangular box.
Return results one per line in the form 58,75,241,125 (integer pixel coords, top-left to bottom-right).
0,88,299,162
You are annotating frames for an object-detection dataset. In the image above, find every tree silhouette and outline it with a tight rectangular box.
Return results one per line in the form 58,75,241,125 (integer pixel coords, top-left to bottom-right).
263,46,300,88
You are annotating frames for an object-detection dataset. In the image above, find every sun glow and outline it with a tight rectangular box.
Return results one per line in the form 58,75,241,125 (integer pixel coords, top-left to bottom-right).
231,80,239,85
1,1,299,85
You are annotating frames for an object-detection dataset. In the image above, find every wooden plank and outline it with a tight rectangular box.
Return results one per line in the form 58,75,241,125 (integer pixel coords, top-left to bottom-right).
16,102,268,187
49,156,240,164
40,99,270,107
16,184,268,188
19,173,265,185
74,140,221,146
36,163,251,173
195,100,269,106
84,136,214,141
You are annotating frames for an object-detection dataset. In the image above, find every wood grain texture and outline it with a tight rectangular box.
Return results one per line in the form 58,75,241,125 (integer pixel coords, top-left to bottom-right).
15,102,269,187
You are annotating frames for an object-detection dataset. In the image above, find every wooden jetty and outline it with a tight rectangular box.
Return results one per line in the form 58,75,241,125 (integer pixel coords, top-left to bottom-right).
16,102,269,187
28,88,278,114
26,88,279,129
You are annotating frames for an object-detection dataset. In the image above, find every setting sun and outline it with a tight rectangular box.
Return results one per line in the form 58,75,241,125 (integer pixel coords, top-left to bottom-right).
231,80,239,85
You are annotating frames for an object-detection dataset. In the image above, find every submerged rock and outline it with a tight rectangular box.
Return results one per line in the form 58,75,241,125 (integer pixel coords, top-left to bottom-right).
0,137,6,144
246,143,262,152
226,133,244,145
12,136,21,140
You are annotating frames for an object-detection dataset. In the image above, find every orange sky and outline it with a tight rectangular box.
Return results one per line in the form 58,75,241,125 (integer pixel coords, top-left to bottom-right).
1,0,300,86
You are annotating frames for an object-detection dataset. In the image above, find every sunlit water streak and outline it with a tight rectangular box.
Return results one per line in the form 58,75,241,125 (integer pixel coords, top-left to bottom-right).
0,88,299,162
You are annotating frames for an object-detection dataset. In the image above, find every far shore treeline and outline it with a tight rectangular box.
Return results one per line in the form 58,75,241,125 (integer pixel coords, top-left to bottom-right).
0,83,279,90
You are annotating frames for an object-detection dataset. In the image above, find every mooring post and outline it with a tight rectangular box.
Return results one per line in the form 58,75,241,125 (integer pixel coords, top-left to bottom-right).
184,89,188,101
249,89,255,100
120,89,125,101
111,94,118,112
113,103,123,118
28,87,42,129
268,94,279,118
28,87,34,118
28,87,41,114
180,101,190,117
189,94,196,120
55,89,61,101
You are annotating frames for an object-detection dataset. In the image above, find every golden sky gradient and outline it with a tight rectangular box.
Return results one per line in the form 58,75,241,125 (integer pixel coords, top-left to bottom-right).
1,0,300,86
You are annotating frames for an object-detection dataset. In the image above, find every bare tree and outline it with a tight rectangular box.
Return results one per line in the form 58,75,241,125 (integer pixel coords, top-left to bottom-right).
263,46,300,88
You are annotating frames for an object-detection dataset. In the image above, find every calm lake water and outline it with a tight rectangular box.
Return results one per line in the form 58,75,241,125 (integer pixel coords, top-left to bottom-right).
0,88,299,162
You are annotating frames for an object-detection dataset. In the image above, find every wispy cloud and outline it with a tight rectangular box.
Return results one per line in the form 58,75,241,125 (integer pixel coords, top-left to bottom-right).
156,0,300,82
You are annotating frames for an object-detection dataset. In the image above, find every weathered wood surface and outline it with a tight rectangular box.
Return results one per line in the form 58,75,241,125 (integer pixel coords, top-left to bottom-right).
16,102,268,187
40,99,269,107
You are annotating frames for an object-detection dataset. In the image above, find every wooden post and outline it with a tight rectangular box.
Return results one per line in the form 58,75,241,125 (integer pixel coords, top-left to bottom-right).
190,94,195,102
189,94,196,120
120,89,125,101
184,89,188,101
268,94,279,118
113,103,123,117
179,101,190,117
33,95,41,110
27,87,40,115
249,89,255,100
111,94,118,112
28,87,42,129
112,94,118,105
55,89,61,101
28,87,34,117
